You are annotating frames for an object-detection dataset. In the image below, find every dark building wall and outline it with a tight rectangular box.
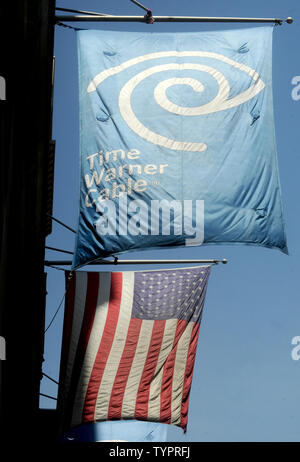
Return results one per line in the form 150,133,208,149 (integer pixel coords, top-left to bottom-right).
0,0,55,443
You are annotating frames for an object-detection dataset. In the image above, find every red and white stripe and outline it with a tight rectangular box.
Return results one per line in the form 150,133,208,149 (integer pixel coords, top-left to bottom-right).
58,271,201,432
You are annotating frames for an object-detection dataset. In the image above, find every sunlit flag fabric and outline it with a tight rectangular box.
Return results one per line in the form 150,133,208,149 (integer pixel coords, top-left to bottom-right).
73,27,287,268
57,266,211,433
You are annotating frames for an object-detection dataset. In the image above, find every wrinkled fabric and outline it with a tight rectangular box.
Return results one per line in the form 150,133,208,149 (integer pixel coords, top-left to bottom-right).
73,27,287,269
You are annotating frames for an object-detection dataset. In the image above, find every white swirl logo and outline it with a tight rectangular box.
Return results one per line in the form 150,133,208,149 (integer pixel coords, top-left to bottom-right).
87,51,265,152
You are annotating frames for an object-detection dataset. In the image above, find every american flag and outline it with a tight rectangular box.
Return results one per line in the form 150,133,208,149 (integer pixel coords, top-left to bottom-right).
57,266,211,432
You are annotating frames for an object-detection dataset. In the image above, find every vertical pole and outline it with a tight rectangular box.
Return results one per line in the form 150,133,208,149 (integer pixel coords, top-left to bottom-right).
0,0,55,444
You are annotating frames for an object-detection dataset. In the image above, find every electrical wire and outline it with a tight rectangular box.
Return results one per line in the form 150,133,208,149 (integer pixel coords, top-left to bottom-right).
44,292,66,333
39,393,57,401
42,372,59,386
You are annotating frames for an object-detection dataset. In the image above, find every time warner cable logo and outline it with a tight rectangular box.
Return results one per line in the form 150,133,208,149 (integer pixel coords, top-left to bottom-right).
0,336,6,360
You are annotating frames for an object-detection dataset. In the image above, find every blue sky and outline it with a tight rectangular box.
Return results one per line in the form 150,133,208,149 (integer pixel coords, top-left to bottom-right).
41,0,300,442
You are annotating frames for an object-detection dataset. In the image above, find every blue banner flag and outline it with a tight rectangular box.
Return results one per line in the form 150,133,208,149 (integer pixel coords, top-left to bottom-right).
73,27,287,268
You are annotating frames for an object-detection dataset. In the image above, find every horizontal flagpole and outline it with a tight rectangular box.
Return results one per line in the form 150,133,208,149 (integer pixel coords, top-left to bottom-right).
45,258,227,266
55,15,293,24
